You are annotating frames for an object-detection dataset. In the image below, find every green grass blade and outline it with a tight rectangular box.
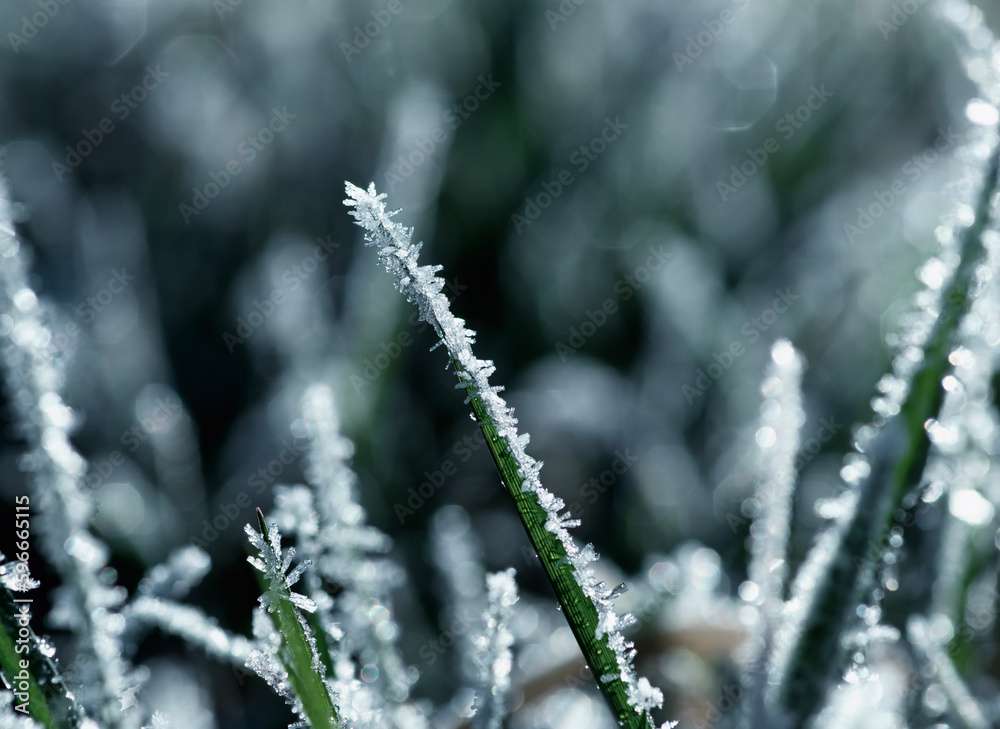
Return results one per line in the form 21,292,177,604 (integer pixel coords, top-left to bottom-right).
0,583,85,729
344,182,669,729
251,509,340,729
463,376,656,729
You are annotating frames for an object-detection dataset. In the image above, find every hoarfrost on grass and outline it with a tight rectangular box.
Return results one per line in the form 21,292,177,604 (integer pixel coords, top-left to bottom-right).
345,181,671,729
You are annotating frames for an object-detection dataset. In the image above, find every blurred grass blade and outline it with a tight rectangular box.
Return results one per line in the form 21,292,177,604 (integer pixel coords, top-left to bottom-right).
772,135,1000,727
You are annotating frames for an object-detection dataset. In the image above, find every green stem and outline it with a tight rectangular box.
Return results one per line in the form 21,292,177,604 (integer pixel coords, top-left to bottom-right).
459,366,653,729
255,509,340,729
0,583,84,729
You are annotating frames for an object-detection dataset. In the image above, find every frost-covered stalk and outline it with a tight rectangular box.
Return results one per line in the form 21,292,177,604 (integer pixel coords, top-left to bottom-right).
767,7,1000,724
245,510,340,729
472,569,518,729
748,340,804,632
431,506,486,685
740,340,804,726
907,616,989,729
0,177,137,729
344,182,673,729
119,545,254,669
127,597,253,667
271,387,429,729
298,385,412,702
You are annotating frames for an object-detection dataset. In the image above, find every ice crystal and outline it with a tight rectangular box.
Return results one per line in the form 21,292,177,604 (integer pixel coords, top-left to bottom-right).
736,341,806,727
345,181,669,728
135,547,211,600
759,6,1000,724
245,520,317,616
748,340,804,626
245,605,316,729
246,615,294,701
741,339,805,726
0,550,39,593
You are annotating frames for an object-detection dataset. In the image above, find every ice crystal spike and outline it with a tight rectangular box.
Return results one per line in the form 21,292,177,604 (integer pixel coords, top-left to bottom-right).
345,182,671,729
245,519,317,615
608,583,629,601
